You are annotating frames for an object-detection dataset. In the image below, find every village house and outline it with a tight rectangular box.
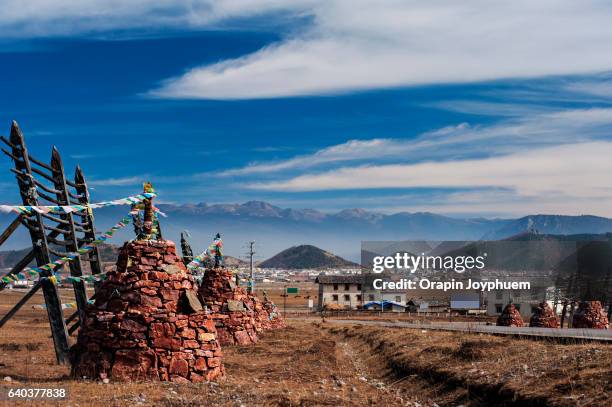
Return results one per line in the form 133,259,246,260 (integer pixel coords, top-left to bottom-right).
364,288,406,305
315,274,364,310
450,291,484,314
363,300,407,312
316,273,409,311
416,299,449,313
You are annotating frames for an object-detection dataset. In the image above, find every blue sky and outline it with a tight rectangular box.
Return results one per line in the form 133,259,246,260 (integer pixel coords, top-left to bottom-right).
2,1,612,217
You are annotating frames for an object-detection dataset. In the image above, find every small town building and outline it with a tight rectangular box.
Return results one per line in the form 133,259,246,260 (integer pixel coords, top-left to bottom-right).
364,289,406,305
7,279,31,289
417,300,449,313
363,300,407,312
450,291,482,313
315,274,364,310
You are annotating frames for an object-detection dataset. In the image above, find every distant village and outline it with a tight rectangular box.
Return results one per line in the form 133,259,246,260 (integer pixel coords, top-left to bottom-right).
2,240,608,322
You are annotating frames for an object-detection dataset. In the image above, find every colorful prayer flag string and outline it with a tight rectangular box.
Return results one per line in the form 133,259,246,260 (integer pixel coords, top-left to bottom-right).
0,192,157,216
187,235,224,270
0,215,132,284
32,299,95,310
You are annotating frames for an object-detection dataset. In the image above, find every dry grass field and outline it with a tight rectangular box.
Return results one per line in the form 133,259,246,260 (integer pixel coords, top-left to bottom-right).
251,282,317,311
0,289,610,406
327,324,612,406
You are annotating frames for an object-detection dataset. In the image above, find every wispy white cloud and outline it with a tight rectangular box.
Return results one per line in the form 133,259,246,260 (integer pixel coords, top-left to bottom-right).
226,107,612,216
425,100,556,117
90,175,145,187
6,2,612,99
69,151,131,160
247,141,612,205
220,108,612,176
220,138,408,176
0,0,309,37
564,78,612,99
372,189,612,218
151,1,612,99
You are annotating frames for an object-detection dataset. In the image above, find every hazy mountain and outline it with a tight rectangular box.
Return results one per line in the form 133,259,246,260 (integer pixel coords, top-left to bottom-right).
259,245,358,269
482,215,612,240
2,201,612,261
0,247,31,269
224,255,248,267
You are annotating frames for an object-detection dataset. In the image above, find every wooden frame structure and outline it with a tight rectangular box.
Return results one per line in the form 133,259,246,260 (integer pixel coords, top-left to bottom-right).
0,121,102,364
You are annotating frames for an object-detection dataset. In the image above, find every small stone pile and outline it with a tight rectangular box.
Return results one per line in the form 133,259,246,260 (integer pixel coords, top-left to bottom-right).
198,268,258,345
529,302,559,328
572,301,610,329
261,292,286,329
496,303,524,327
247,294,267,332
70,240,224,382
248,292,285,331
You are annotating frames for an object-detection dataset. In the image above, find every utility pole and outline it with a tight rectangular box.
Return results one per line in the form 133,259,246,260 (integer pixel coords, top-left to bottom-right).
248,241,255,294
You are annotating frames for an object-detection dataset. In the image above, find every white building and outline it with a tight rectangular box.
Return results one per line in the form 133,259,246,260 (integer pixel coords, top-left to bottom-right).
315,273,407,310
450,291,481,312
364,289,406,305
486,285,550,318
315,275,363,310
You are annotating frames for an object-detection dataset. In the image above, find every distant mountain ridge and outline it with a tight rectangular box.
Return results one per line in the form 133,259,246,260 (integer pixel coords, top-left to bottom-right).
259,245,358,269
2,201,612,260
159,201,612,234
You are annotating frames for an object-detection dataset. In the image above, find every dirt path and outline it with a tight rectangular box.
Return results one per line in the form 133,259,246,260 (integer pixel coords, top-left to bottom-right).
325,323,612,407
2,291,608,406
0,314,413,406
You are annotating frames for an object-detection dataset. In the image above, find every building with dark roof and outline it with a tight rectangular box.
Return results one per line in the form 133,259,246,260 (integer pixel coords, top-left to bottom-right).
315,274,364,310
315,273,407,311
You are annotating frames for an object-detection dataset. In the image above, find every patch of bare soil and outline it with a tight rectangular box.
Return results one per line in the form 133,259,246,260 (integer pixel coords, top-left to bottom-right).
326,324,612,407
0,290,410,407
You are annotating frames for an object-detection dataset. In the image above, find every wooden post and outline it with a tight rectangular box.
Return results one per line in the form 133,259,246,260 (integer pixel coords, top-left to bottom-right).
284,286,287,316
560,299,568,328
8,121,69,364
74,165,103,277
143,197,153,238
51,147,88,323
0,215,21,246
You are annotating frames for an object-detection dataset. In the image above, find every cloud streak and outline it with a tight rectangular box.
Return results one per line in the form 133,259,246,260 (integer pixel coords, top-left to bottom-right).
221,108,612,176
247,142,612,203
0,0,308,37
90,176,145,187
151,1,612,99
5,2,612,99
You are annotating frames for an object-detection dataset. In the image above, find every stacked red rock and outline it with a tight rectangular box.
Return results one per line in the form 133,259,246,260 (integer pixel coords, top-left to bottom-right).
496,303,524,327
248,294,268,332
572,301,610,329
529,302,560,328
261,292,286,329
70,240,224,382
198,268,258,345
248,293,285,331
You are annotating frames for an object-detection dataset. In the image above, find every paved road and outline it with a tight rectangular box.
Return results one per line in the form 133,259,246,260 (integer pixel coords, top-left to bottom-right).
325,319,612,342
